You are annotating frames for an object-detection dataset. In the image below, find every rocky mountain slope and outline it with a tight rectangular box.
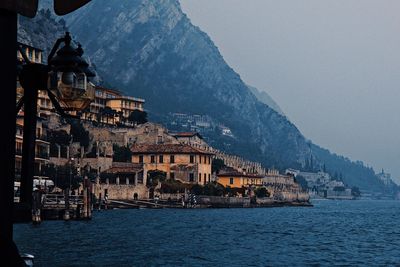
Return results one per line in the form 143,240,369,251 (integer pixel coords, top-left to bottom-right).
247,85,285,116
26,0,393,193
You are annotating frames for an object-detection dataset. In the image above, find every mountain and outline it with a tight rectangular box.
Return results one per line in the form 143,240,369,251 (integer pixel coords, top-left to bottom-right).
30,0,393,194
18,9,68,57
247,85,285,116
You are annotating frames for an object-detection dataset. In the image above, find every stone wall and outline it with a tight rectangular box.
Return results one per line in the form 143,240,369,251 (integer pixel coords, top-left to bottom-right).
94,183,148,200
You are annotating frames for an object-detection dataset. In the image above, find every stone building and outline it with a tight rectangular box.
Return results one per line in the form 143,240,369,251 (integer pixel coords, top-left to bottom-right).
131,143,214,184
217,171,264,188
94,162,147,200
263,170,309,202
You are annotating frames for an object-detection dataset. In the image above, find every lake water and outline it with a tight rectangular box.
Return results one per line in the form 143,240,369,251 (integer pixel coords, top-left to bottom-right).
13,200,400,266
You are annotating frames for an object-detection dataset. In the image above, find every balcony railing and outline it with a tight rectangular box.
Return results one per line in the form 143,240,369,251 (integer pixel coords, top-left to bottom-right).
36,134,48,142
35,151,50,160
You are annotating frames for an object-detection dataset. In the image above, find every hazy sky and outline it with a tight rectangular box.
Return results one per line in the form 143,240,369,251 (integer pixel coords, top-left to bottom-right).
180,0,400,181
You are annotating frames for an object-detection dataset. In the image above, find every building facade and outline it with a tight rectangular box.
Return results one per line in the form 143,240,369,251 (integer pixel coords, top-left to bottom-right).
131,144,214,184
81,86,145,125
217,172,264,188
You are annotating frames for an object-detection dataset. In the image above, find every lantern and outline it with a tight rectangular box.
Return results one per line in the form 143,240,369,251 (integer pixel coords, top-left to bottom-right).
48,32,95,111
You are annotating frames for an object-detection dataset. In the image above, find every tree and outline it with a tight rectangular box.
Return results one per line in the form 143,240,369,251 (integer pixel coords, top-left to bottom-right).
113,144,132,162
211,158,225,174
255,187,269,198
294,175,308,190
70,120,90,148
146,170,166,188
54,163,82,190
48,130,71,157
127,110,148,125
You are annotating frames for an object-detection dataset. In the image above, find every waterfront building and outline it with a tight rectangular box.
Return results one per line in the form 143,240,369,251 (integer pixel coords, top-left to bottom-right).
93,162,147,200
131,143,214,184
377,169,393,186
263,169,309,201
217,171,264,188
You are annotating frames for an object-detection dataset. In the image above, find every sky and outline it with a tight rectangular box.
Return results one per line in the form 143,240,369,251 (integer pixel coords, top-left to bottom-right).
180,0,400,181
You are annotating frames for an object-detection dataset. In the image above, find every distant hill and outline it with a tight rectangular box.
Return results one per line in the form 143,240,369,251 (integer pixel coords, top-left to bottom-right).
27,0,395,195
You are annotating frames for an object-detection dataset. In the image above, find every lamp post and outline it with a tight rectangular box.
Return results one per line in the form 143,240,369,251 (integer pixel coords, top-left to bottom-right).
18,32,95,219
0,1,93,263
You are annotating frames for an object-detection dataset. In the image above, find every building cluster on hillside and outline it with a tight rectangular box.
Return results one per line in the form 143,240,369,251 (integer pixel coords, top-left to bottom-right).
169,113,234,138
287,170,354,200
15,42,309,204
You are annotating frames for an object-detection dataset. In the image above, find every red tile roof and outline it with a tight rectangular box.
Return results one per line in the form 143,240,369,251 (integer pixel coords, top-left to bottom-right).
103,163,143,174
217,172,264,178
130,144,214,155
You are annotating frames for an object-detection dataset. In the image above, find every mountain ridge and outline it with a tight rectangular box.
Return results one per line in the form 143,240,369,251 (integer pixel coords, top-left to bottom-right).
26,0,394,194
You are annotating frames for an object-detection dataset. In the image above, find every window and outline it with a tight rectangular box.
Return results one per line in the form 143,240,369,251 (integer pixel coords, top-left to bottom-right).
189,173,194,182
208,174,211,182
151,155,155,163
230,178,234,185
170,172,175,180
139,155,143,163
204,173,207,183
170,155,175,163
159,155,164,163
190,155,194,163
199,173,202,182
199,156,202,164
208,157,211,164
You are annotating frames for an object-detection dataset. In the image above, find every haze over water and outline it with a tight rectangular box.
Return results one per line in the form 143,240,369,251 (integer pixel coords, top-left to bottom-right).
14,200,400,266
181,0,400,181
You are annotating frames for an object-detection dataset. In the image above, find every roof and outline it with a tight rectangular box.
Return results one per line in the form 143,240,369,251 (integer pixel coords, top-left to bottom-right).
171,132,203,139
95,86,122,96
18,42,43,52
107,96,145,103
130,144,214,155
217,172,264,179
102,163,143,174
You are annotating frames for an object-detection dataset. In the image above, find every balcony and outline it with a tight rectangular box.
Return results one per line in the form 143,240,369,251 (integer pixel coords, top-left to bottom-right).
35,151,50,160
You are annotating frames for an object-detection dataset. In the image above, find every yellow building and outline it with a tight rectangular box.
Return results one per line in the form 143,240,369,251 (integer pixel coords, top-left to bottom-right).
16,43,54,118
217,171,264,188
81,86,145,125
106,96,145,118
131,144,214,184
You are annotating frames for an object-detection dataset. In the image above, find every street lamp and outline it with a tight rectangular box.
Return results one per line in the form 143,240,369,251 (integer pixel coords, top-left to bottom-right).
0,1,93,264
17,32,95,221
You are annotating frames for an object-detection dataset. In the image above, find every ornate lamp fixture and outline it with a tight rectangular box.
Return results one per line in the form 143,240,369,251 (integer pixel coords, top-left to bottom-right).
17,32,95,115
47,32,95,112
16,32,95,229
0,1,92,264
